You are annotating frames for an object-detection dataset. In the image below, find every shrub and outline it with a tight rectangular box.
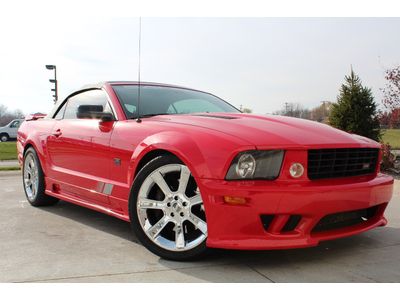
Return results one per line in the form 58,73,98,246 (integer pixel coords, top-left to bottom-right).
381,143,395,171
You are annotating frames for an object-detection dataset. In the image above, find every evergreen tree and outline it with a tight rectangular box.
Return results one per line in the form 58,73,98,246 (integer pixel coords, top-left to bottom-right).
329,69,381,141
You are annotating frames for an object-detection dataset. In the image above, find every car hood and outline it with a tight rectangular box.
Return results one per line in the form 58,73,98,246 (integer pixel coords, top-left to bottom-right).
154,113,380,149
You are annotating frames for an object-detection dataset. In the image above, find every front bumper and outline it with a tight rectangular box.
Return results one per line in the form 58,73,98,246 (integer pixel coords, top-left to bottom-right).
198,173,393,250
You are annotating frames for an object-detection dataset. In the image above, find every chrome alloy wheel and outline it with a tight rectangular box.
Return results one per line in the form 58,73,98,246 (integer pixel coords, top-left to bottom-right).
23,153,39,201
137,164,207,252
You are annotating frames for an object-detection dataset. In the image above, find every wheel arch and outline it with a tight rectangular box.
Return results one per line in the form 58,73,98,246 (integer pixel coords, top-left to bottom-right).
127,131,211,186
134,149,178,178
22,140,48,175
23,142,35,154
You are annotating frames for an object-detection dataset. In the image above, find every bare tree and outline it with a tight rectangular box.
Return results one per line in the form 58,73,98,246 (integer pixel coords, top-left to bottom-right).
241,107,252,113
274,102,310,119
239,105,253,113
0,104,25,126
310,101,332,123
0,104,7,119
382,65,400,110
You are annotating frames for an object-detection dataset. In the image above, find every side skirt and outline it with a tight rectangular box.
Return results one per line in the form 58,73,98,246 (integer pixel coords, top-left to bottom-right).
45,188,130,222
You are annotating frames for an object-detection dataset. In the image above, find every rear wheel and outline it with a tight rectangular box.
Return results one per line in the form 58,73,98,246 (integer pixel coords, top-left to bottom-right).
0,133,9,142
129,155,208,261
23,148,59,206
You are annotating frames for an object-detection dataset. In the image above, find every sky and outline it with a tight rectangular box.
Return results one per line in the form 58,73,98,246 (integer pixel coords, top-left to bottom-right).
0,17,399,115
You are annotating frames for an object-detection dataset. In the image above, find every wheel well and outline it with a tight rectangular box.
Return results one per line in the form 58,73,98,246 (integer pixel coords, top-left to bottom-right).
23,143,34,156
0,132,9,137
135,149,178,177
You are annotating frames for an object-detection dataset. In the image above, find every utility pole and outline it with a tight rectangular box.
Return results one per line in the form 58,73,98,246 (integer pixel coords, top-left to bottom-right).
284,102,290,116
45,65,58,103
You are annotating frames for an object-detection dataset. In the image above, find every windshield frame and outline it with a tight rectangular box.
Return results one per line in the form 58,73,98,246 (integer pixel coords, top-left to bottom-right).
110,83,241,119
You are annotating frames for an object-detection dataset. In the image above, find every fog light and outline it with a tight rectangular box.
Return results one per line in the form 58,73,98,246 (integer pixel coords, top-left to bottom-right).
223,196,247,205
289,163,304,178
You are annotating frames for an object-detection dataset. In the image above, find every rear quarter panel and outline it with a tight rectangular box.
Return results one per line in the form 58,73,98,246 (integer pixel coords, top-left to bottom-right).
17,119,56,172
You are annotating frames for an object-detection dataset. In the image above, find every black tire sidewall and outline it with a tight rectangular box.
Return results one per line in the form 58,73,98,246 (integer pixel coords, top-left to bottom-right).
129,155,207,261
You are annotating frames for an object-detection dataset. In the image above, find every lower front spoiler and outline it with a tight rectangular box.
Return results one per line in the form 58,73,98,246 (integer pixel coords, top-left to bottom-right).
199,173,393,250
207,215,387,250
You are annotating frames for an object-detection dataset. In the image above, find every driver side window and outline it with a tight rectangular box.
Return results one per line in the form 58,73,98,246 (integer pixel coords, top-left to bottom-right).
55,90,113,120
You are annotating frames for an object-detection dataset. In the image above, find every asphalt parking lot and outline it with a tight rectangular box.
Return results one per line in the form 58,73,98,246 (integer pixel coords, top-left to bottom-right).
0,171,399,283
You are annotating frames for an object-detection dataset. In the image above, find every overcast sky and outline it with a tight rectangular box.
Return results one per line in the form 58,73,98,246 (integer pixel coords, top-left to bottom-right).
0,17,399,115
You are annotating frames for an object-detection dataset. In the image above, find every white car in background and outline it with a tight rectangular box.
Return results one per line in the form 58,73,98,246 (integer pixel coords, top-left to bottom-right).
0,119,23,142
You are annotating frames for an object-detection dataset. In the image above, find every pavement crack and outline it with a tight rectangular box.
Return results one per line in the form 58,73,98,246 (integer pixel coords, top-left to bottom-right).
14,261,238,283
246,265,275,283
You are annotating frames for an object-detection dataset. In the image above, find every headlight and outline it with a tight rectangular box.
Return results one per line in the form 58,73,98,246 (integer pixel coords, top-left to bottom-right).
226,150,284,180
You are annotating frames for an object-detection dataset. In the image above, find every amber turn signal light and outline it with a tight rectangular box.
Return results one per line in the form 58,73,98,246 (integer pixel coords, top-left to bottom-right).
223,196,247,205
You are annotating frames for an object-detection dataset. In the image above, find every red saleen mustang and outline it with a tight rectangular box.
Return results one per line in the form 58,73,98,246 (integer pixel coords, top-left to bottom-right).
17,81,393,260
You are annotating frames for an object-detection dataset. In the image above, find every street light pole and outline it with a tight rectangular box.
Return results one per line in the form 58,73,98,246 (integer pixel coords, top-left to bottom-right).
45,65,58,103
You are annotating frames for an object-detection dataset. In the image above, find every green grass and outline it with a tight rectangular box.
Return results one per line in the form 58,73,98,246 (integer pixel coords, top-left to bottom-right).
0,141,18,160
0,166,20,171
382,129,400,149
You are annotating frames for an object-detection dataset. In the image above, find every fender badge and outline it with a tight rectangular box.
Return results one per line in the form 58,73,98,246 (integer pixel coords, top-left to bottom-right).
113,158,121,166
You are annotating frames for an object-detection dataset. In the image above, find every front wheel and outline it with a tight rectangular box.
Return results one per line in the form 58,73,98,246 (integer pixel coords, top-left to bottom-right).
129,155,208,261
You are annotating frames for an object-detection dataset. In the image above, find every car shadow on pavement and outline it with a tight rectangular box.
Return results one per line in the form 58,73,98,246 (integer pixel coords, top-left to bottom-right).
38,200,139,244
39,200,400,282
163,226,400,282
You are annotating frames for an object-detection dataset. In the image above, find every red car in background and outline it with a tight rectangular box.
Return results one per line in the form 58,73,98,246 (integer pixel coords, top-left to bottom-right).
17,81,394,260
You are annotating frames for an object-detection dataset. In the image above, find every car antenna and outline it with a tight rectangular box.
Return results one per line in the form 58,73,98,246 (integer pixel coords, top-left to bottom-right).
136,17,142,123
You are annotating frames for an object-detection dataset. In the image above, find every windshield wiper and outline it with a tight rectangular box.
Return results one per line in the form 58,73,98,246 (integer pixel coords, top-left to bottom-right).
130,113,172,119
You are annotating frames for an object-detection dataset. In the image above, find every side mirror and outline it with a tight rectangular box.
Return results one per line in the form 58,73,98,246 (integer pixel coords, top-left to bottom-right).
77,105,115,122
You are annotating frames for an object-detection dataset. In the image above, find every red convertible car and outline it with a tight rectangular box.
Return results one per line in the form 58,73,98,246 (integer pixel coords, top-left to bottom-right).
17,81,393,260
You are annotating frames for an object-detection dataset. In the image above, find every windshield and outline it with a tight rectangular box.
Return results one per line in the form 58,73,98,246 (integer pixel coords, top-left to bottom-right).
112,85,239,119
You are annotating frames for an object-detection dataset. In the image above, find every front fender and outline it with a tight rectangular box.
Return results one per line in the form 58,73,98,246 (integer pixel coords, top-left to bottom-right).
128,131,210,185
126,126,255,185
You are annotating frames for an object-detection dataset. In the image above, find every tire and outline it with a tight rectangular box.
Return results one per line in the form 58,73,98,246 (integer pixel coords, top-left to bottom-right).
22,147,59,207
0,133,9,142
129,155,208,261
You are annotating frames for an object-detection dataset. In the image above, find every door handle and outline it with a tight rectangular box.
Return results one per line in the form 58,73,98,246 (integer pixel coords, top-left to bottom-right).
52,129,62,137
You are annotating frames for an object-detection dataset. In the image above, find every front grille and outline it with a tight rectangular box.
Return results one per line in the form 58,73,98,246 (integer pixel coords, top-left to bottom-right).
308,148,379,180
312,206,379,233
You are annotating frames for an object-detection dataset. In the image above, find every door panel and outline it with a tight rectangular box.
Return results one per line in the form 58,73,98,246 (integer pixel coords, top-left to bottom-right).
47,119,114,204
45,89,115,205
